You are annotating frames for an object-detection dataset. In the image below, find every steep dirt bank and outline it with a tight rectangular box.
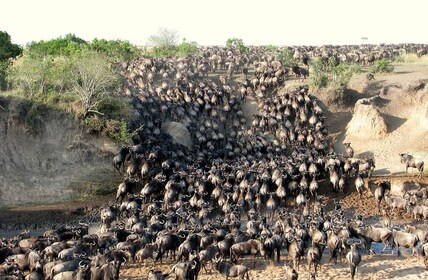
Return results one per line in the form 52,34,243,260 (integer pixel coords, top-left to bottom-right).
0,96,119,207
320,63,428,175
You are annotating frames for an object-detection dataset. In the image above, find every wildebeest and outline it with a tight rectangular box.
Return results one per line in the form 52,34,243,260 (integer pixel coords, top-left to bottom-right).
287,238,304,270
343,143,354,158
165,259,198,280
283,261,298,280
113,145,130,174
390,228,419,256
230,239,265,266
346,240,362,280
135,244,158,265
215,258,250,280
155,233,182,263
262,234,283,263
400,153,424,177
91,261,120,280
405,225,428,243
384,195,408,213
351,225,392,254
198,245,220,272
374,180,391,210
147,269,166,280
307,242,323,276
355,176,365,197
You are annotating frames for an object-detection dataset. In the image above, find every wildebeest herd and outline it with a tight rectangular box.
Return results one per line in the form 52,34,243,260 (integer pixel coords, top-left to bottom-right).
1,44,427,279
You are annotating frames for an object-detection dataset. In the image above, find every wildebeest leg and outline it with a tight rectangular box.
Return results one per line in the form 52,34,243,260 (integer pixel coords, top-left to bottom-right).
368,240,376,255
390,242,395,255
381,241,389,253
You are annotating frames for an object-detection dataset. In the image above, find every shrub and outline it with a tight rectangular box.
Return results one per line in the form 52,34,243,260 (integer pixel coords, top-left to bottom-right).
12,97,45,133
105,119,132,143
96,97,132,120
369,58,394,74
26,34,87,57
90,38,141,61
8,54,56,96
309,57,360,91
278,47,298,68
177,39,199,57
226,38,249,54
309,57,361,105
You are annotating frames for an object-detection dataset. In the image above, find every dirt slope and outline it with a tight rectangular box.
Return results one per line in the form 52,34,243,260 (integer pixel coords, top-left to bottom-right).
325,63,428,175
0,96,119,207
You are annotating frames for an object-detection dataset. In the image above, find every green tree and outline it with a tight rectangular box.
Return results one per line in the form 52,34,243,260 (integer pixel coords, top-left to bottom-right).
70,49,119,116
0,31,22,90
0,31,22,60
26,34,87,57
90,38,141,61
225,38,248,53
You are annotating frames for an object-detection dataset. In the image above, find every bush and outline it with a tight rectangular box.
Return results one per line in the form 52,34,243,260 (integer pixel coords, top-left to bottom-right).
8,54,57,96
26,34,87,57
309,57,360,91
105,119,132,143
12,97,45,133
177,39,199,57
278,48,298,67
90,38,141,61
309,57,361,105
369,59,394,74
226,38,249,54
96,97,132,120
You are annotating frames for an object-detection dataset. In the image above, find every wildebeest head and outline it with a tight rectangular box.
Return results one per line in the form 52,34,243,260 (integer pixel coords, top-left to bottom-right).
399,152,409,163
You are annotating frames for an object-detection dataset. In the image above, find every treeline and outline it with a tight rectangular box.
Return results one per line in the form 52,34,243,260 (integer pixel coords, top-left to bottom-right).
0,30,203,141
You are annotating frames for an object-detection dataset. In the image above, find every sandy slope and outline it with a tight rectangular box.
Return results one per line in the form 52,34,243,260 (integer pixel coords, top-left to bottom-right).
326,63,428,175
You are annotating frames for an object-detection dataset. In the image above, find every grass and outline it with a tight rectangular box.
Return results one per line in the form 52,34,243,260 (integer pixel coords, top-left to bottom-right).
394,53,428,64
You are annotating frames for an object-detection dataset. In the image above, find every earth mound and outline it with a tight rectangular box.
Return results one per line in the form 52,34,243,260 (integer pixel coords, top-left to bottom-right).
346,97,388,140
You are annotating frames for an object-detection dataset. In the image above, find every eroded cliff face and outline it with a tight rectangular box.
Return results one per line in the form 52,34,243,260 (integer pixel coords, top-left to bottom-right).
0,97,118,207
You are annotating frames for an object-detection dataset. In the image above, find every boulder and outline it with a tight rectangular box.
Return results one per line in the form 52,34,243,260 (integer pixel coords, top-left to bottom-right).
161,121,192,148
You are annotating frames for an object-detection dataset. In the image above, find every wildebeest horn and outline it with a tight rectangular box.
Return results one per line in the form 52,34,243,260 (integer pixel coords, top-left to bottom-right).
79,261,85,268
